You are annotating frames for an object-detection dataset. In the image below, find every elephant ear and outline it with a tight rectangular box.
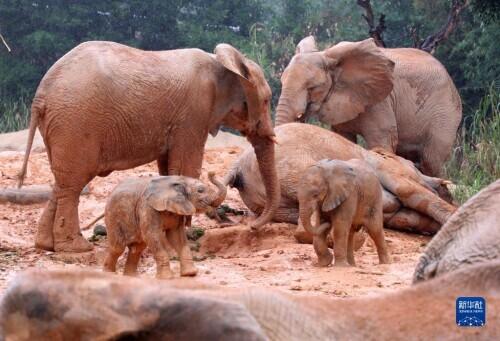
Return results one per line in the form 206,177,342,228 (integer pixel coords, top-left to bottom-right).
146,177,196,216
214,44,272,137
295,36,318,54
321,161,356,212
321,38,395,125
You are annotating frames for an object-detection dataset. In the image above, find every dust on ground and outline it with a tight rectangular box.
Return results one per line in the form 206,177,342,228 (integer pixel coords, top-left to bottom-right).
0,146,430,297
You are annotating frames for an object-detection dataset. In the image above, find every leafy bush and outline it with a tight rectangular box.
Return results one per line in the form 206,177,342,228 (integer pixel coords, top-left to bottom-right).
445,86,499,203
0,99,30,133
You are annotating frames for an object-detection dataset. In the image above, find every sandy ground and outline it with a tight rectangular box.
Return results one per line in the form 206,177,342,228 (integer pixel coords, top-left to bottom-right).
0,135,430,297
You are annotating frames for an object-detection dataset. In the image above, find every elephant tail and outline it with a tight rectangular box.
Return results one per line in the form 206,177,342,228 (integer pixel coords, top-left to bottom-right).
17,98,44,188
223,165,244,191
82,212,105,231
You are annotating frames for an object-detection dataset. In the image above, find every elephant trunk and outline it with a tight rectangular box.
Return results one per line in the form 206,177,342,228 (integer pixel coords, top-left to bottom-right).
247,135,280,229
275,88,301,126
207,172,227,207
299,201,322,235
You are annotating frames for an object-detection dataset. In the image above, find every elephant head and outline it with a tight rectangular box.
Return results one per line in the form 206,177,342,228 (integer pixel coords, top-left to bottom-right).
275,36,395,126
298,159,356,235
214,44,280,229
146,175,226,215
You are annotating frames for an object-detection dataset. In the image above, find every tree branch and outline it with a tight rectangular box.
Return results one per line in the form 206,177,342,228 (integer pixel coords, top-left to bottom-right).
0,32,11,52
419,0,469,54
356,0,386,47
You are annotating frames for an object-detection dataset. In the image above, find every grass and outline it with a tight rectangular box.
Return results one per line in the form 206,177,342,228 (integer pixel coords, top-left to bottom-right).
444,86,500,203
0,99,30,133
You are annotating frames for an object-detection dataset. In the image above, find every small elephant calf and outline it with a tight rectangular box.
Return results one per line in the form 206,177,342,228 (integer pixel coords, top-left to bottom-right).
298,159,390,267
103,172,226,279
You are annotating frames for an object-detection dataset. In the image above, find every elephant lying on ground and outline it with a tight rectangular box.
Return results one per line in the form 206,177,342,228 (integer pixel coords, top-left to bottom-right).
226,123,456,235
275,36,462,176
2,262,498,340
17,41,279,253
413,179,500,283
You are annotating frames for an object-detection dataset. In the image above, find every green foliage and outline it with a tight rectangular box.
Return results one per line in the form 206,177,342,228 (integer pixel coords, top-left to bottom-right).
0,98,30,133
445,86,500,203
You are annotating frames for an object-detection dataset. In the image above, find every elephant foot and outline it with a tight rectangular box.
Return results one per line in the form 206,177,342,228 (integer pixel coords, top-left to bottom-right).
333,259,351,267
156,268,175,280
123,269,139,277
294,228,313,244
180,262,198,277
54,234,93,253
316,253,333,267
378,254,391,264
34,231,54,251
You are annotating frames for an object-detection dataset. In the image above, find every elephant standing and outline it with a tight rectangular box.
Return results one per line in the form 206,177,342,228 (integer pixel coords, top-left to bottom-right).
413,179,500,283
298,159,390,267
18,41,279,252
275,36,462,176
225,123,456,234
2,263,499,340
103,173,226,279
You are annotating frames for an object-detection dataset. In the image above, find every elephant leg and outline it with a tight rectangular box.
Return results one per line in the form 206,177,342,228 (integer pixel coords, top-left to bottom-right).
331,215,352,267
103,245,126,273
384,208,440,235
347,229,356,266
144,229,174,280
34,196,57,251
52,185,93,253
360,103,398,152
166,222,197,277
123,242,147,276
365,218,390,264
313,223,333,267
157,152,169,176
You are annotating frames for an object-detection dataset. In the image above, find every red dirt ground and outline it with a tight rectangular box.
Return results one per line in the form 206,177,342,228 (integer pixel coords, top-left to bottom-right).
0,146,430,297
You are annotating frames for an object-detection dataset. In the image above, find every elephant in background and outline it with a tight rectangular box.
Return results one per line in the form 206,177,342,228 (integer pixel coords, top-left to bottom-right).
413,179,500,283
17,41,279,253
103,173,226,279
275,36,462,176
298,159,390,267
225,123,456,235
2,263,499,340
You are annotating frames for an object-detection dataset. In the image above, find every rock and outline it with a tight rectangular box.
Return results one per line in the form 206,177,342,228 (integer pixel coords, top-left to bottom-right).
93,224,107,236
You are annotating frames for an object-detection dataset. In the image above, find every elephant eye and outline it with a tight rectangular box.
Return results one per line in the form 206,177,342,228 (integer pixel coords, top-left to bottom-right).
197,187,205,193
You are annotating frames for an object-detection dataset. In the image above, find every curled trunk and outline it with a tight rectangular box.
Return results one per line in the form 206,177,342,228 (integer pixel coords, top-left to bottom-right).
207,172,227,207
247,136,280,229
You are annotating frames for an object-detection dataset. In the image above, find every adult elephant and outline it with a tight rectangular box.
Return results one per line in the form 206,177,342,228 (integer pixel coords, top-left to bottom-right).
275,36,462,176
413,179,500,283
225,123,456,235
18,41,279,253
2,263,499,340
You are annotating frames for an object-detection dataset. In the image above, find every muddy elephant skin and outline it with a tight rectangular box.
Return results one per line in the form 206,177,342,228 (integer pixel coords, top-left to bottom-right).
103,173,226,279
275,36,462,177
1,262,498,340
413,179,500,283
298,159,390,266
17,41,280,253
226,123,456,236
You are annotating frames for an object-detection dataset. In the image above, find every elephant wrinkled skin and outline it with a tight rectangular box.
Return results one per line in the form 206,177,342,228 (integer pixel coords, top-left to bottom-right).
298,159,390,266
413,179,500,283
226,123,456,236
18,41,280,253
275,37,462,176
1,263,498,340
103,173,226,279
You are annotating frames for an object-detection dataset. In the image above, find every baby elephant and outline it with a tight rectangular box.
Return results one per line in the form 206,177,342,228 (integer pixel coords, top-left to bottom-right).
103,172,226,279
298,159,390,267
